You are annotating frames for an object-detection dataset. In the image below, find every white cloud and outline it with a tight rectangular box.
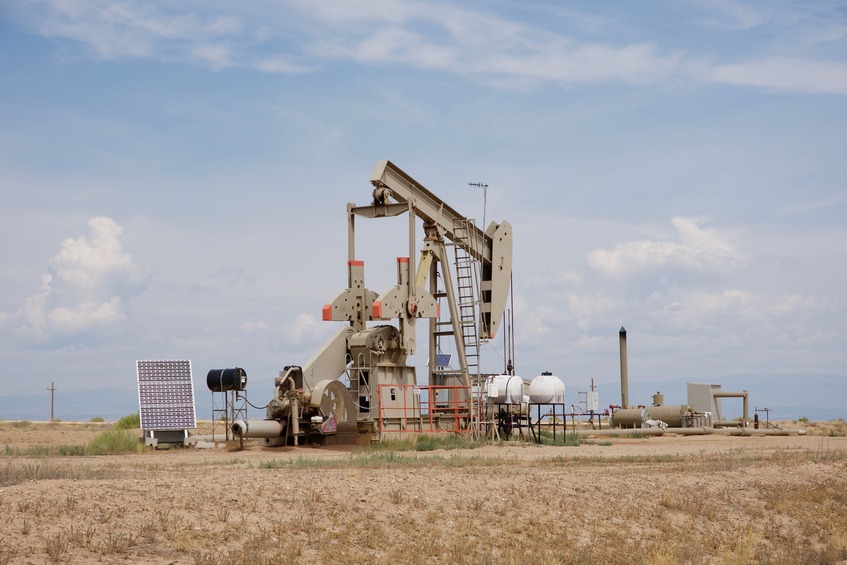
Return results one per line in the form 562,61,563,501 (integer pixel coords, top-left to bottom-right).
567,292,620,330
10,216,150,341
307,3,681,86
560,271,583,285
587,217,746,278
50,216,138,288
690,0,770,31
283,313,333,346
254,56,310,74
240,320,270,333
646,289,825,344
778,193,847,216
24,0,246,68
49,296,125,332
704,57,847,95
10,1,847,94
188,42,233,70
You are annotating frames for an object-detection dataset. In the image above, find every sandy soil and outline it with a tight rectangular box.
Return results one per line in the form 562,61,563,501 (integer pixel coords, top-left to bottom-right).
1,421,846,564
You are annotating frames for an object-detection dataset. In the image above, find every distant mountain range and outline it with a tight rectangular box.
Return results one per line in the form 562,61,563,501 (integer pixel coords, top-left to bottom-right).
1,373,843,423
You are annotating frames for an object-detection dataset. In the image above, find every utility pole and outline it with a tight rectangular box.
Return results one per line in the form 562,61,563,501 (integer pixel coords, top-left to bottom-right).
47,382,57,421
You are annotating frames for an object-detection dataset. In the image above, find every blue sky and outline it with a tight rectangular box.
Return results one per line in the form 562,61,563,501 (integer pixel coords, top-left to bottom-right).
1,1,845,421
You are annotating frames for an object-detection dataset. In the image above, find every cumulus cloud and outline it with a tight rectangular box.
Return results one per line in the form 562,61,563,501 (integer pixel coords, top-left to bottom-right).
282,313,333,346
587,217,746,278
11,216,150,341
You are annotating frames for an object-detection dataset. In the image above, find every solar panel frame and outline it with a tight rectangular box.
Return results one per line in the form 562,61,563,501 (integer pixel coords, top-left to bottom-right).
136,360,197,431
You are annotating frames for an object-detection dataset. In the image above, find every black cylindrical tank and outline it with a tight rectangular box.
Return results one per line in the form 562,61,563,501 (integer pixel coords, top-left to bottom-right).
206,368,247,392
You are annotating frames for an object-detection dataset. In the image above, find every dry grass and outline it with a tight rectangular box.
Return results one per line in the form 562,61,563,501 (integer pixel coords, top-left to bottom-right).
780,417,847,436
0,459,121,486
1,421,846,564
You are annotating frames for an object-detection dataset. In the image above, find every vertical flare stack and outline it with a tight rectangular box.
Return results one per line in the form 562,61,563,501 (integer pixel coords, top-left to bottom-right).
619,326,628,409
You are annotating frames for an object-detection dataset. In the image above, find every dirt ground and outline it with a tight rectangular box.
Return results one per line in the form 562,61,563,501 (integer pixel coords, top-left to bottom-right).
1,421,846,564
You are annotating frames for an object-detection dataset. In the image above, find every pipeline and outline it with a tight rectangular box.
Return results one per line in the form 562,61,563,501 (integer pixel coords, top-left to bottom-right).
663,427,805,436
567,428,665,437
566,427,805,437
231,419,284,439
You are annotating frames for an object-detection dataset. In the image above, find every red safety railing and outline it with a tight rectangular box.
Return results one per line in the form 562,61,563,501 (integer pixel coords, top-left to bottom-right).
377,384,472,434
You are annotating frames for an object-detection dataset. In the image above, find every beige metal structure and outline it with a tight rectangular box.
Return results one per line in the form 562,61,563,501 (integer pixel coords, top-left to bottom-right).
712,389,750,427
234,161,513,444
687,383,750,427
619,327,629,409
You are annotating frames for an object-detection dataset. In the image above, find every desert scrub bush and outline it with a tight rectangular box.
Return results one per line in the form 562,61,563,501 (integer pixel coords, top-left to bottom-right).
44,532,69,562
414,435,440,451
115,411,140,430
90,416,105,422
88,429,140,455
564,433,583,446
439,434,481,450
826,418,847,437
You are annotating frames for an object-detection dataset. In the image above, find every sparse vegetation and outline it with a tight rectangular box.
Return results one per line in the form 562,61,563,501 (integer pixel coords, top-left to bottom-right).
0,539,17,565
361,433,483,452
90,416,105,422
88,429,140,455
0,459,119,487
1,420,846,564
783,418,847,437
1,430,139,459
114,411,140,430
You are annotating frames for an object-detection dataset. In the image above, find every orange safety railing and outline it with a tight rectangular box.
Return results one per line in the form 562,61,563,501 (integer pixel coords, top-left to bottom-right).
377,384,472,434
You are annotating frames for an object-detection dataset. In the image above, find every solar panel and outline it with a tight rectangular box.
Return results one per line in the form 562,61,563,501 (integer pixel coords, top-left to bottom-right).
435,353,452,368
136,360,197,430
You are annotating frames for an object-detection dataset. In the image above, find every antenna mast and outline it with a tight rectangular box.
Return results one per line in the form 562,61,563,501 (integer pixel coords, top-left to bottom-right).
47,382,57,421
468,181,488,230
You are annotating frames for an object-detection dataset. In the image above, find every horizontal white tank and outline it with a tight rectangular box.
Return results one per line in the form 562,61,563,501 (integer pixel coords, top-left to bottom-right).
487,375,524,404
528,372,565,404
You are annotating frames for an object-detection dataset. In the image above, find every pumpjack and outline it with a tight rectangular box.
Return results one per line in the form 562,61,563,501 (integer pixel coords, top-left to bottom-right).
232,160,512,444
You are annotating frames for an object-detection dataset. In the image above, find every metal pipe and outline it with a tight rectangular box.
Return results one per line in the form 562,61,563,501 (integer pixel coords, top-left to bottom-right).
347,203,355,263
291,398,299,446
568,428,665,437
663,427,804,436
231,419,284,439
560,426,804,438
619,327,628,409
713,390,749,426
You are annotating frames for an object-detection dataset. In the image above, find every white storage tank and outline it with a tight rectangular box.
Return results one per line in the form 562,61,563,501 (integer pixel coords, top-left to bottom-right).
487,375,524,404
528,372,565,404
